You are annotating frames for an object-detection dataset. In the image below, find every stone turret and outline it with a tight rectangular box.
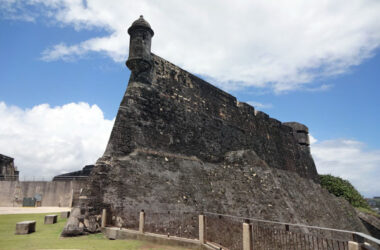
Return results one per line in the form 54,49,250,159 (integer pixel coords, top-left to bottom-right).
126,15,154,83
283,122,310,147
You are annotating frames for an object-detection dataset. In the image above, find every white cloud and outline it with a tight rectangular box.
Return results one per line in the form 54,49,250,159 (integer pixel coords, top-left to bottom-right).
0,102,114,180
246,101,273,110
41,43,85,62
311,138,380,198
0,0,37,21
304,84,334,92
309,134,318,145
2,0,380,93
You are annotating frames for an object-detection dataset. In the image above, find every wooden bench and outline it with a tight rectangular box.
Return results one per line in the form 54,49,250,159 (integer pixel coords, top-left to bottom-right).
15,220,36,235
44,215,58,224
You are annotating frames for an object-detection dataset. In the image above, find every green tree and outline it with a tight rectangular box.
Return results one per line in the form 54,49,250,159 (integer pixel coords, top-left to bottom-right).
319,174,370,209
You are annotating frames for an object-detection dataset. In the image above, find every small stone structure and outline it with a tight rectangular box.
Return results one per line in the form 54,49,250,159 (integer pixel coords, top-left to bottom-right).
15,220,36,235
61,211,71,219
282,122,311,147
44,215,58,224
0,154,18,181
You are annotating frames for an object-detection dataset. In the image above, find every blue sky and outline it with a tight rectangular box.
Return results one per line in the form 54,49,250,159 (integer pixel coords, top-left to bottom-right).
0,0,379,197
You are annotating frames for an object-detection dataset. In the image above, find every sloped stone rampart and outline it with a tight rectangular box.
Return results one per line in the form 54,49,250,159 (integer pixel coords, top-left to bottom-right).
77,149,367,240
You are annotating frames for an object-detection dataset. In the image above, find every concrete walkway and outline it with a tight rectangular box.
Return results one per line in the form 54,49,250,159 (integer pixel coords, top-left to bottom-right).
0,207,71,215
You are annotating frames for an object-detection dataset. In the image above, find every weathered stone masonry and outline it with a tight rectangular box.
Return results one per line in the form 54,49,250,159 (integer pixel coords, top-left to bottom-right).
62,16,367,237
105,53,318,181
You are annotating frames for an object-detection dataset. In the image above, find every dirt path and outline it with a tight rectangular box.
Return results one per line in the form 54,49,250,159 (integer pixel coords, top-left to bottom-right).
0,206,70,214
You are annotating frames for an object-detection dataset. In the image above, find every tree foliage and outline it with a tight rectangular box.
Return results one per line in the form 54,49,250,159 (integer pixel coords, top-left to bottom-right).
319,174,370,209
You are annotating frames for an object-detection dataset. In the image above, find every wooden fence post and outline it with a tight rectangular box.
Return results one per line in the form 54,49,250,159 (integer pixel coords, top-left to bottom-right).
139,210,145,233
199,214,206,244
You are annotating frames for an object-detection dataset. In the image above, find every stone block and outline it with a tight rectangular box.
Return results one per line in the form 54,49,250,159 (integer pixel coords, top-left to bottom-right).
61,211,70,219
44,215,58,224
105,227,118,240
15,220,36,235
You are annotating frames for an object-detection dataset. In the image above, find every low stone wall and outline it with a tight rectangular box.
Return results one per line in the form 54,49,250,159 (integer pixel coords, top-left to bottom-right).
357,210,380,239
104,227,206,249
0,180,86,207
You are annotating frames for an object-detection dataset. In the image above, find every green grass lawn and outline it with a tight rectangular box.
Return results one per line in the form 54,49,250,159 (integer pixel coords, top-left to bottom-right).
0,213,189,250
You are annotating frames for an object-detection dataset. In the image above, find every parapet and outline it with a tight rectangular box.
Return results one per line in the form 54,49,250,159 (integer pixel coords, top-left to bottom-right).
237,102,256,115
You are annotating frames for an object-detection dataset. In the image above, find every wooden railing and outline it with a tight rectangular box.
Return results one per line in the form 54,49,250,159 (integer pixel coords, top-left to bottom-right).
101,209,380,250
203,211,380,250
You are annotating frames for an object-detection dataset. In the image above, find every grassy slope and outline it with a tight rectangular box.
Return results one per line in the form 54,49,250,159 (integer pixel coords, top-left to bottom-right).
357,207,380,219
0,213,189,250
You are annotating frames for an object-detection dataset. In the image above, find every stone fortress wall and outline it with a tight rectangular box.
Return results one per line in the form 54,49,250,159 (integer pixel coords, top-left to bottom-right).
104,16,317,183
105,53,317,181
0,180,86,207
62,16,368,237
0,161,89,207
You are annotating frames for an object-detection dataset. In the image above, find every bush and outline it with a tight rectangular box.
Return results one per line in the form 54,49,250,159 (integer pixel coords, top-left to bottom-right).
319,174,370,209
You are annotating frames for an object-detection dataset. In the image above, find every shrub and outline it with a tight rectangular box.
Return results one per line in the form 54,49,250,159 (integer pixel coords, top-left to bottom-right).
319,174,370,209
